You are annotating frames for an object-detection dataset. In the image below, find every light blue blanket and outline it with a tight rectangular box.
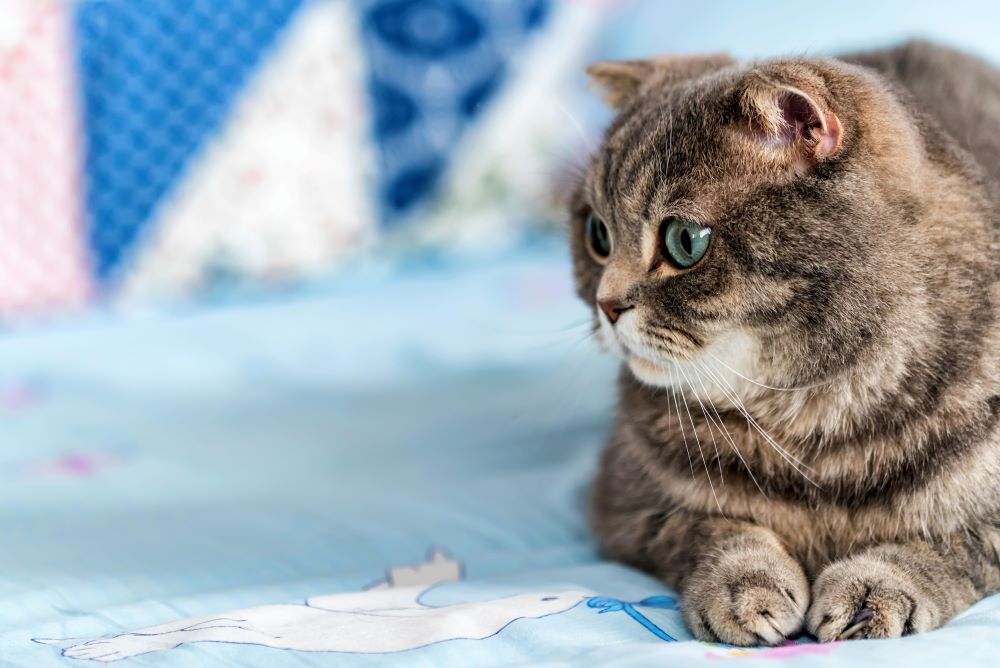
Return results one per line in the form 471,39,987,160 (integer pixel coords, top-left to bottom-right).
3,245,1000,666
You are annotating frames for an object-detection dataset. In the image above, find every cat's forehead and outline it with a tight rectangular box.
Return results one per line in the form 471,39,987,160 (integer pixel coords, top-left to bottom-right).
585,92,738,238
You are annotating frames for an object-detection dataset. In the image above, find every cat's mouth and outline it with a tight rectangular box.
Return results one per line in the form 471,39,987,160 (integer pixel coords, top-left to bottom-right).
622,327,697,362
594,308,708,389
597,317,702,387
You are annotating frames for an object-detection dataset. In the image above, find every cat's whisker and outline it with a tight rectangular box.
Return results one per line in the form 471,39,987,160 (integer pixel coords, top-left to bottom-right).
696,362,812,471
694,359,820,487
683,362,768,499
502,323,606,430
503,348,593,430
521,328,595,353
564,327,601,354
473,316,597,355
674,363,725,487
665,371,697,481
511,319,601,358
698,365,819,489
664,106,674,178
501,318,596,338
669,366,725,516
704,351,832,392
696,359,812,468
553,99,598,155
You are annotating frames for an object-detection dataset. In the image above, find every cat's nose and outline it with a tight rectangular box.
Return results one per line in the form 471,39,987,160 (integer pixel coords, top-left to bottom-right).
598,299,633,324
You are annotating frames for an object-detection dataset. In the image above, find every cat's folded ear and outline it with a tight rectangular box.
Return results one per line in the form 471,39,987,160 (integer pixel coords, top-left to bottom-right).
739,68,843,166
587,54,734,107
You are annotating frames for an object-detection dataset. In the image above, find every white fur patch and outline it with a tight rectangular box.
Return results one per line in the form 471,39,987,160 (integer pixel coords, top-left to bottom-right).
694,329,759,402
597,305,760,407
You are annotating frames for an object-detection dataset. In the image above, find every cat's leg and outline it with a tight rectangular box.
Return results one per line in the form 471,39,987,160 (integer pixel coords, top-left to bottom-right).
807,532,1000,641
662,514,810,646
592,444,808,646
600,505,809,646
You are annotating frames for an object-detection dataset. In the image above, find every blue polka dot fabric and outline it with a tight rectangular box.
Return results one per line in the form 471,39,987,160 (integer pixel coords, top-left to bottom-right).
358,0,551,224
73,0,305,285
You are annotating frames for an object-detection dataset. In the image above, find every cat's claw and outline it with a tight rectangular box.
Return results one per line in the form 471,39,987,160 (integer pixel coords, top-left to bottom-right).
808,556,938,641
682,545,810,646
836,608,874,640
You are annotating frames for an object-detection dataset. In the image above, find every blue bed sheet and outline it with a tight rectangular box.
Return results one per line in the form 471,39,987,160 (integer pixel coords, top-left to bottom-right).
3,245,1000,666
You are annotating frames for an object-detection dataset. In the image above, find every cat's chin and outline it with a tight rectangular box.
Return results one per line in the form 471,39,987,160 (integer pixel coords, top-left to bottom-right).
626,354,677,388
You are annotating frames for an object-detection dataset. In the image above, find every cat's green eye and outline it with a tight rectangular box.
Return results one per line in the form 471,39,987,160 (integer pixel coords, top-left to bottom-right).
661,218,712,269
586,214,612,263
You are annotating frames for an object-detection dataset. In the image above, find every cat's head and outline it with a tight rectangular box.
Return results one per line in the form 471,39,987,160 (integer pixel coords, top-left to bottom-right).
570,53,942,396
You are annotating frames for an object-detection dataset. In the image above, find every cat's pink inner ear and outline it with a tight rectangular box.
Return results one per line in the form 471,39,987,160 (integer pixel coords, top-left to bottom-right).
776,89,842,159
743,78,842,162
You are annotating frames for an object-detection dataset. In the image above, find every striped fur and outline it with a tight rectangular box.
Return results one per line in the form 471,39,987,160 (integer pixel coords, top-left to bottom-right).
571,41,1000,645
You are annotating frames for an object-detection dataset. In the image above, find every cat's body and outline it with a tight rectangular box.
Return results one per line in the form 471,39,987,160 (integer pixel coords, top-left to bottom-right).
572,40,1000,645
849,41,1000,181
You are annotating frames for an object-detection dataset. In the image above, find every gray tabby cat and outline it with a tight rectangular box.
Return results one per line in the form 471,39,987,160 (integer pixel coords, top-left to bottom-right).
570,40,1000,645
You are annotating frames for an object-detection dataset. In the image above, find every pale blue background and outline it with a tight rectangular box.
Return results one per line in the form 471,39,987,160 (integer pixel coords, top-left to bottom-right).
605,0,1000,63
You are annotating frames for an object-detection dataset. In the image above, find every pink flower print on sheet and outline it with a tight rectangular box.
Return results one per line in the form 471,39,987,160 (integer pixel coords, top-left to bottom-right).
0,378,47,412
18,450,123,480
705,640,840,660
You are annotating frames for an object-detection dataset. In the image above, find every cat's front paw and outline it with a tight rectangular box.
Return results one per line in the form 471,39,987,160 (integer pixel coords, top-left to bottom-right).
682,543,809,646
807,555,940,641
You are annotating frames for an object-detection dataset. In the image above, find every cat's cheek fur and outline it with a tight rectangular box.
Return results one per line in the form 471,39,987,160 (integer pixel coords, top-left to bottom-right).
618,324,759,400
687,329,759,399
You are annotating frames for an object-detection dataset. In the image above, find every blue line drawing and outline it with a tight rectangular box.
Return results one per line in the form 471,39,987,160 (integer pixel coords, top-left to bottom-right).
587,595,680,641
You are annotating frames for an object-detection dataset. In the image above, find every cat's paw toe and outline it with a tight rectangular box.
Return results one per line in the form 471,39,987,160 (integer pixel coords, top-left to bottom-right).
807,557,937,641
683,549,809,646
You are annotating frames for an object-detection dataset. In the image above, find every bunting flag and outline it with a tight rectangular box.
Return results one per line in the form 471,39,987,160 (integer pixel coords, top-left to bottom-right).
0,0,604,317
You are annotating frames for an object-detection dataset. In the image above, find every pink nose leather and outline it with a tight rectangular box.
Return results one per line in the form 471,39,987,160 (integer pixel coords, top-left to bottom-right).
599,300,633,324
